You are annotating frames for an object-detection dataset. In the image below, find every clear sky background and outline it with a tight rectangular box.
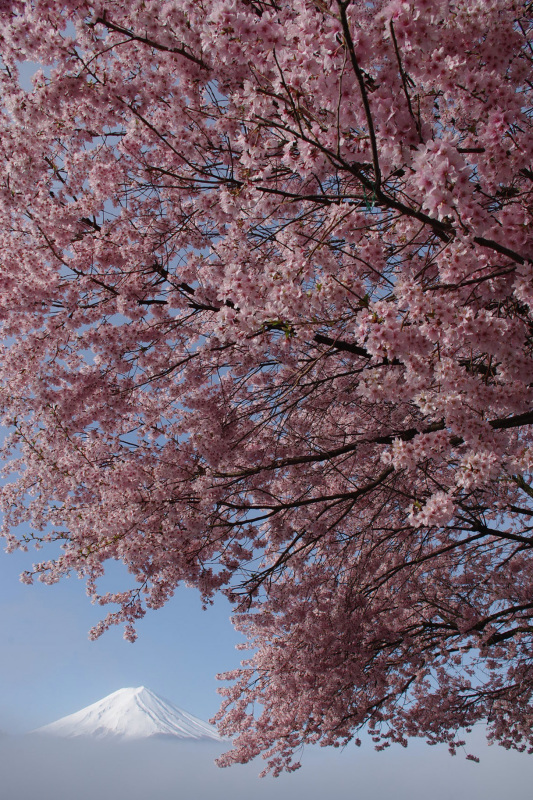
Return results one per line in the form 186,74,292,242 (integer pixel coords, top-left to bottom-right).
0,543,243,732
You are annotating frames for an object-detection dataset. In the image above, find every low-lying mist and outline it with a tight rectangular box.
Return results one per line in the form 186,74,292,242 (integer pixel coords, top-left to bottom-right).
1,730,531,800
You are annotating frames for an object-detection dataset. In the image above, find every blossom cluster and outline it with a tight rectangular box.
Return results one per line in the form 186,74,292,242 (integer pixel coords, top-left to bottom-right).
0,0,531,775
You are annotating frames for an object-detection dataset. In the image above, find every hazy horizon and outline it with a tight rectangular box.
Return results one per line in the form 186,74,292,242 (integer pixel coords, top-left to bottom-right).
1,727,532,800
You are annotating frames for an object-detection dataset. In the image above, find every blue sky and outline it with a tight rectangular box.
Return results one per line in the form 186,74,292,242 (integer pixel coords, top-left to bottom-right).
0,543,243,732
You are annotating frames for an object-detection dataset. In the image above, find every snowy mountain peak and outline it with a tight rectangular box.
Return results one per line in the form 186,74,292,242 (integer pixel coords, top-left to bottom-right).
32,687,222,741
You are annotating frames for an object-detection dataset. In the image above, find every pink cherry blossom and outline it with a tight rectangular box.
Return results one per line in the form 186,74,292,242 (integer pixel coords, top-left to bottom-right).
0,0,532,776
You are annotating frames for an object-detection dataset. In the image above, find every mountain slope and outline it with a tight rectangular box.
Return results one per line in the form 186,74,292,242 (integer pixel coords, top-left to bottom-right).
32,686,222,741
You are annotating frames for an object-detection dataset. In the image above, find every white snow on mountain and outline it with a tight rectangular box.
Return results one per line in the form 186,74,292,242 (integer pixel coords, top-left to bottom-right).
32,686,222,741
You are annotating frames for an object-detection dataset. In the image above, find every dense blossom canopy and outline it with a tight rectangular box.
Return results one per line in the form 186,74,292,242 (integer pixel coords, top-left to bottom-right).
0,0,533,774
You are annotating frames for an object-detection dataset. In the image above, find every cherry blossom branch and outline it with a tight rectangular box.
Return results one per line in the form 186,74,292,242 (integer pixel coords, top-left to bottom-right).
337,0,382,188
93,13,210,70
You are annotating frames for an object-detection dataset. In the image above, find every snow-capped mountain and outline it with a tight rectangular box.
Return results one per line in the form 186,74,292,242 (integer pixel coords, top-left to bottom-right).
32,686,222,741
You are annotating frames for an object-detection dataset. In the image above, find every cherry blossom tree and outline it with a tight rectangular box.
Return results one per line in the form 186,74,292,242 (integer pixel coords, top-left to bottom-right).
0,0,532,774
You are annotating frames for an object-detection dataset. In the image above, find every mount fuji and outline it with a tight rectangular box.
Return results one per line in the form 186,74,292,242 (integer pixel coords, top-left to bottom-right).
32,686,222,741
